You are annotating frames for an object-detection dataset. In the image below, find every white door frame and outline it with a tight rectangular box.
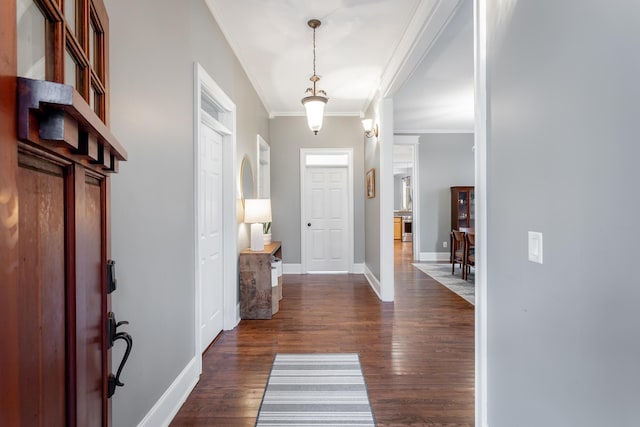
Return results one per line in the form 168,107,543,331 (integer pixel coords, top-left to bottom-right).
300,148,355,274
474,0,488,425
393,136,420,261
256,134,270,198
194,63,238,371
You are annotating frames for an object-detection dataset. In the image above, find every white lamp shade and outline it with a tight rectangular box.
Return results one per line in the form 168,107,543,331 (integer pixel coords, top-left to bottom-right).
362,118,373,132
302,95,327,134
244,199,272,224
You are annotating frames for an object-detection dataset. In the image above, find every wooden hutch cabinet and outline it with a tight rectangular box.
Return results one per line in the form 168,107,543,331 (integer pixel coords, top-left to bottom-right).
1,1,129,425
451,186,475,230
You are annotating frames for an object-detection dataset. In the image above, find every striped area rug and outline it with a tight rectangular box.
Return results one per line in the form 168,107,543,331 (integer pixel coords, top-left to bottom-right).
256,353,376,426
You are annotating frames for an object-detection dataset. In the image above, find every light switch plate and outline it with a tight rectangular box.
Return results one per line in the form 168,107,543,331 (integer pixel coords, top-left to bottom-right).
528,231,543,264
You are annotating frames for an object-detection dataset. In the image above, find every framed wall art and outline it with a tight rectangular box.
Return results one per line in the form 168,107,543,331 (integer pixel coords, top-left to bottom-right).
366,168,375,198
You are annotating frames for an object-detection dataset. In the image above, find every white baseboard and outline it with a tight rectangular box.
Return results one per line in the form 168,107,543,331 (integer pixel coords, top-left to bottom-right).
363,265,382,300
224,303,240,331
137,357,199,427
284,263,365,274
351,263,364,274
283,263,302,274
419,252,450,262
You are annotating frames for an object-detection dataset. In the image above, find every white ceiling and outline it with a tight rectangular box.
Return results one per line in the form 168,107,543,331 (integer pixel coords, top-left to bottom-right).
205,0,473,131
394,0,474,133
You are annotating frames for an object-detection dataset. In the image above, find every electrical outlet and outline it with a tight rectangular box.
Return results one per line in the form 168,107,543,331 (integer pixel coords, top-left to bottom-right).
443,241,448,248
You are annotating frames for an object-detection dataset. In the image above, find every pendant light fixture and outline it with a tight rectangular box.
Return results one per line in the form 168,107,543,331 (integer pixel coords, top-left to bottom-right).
301,19,328,135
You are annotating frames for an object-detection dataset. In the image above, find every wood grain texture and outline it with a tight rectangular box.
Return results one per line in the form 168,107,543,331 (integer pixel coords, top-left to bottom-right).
17,157,67,426
239,242,282,319
75,169,105,427
172,241,474,426
0,1,20,424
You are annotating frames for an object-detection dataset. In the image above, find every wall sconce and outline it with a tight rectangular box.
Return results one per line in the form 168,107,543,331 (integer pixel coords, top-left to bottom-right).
362,119,378,138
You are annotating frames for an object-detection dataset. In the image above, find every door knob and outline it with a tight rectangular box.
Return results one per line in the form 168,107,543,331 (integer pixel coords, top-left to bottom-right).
307,222,311,227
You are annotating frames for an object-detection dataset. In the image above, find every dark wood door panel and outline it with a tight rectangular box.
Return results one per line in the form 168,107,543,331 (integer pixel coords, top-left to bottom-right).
75,170,105,427
17,155,67,426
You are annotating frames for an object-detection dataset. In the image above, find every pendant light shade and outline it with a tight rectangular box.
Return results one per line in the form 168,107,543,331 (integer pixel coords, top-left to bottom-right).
302,95,327,135
301,19,328,135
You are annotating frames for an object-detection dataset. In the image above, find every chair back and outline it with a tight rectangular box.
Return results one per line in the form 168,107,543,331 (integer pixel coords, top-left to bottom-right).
452,231,466,262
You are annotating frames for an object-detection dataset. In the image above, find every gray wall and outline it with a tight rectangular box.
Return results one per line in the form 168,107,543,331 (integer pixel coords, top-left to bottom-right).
418,133,474,253
105,0,268,425
363,102,381,279
487,1,640,426
269,116,364,265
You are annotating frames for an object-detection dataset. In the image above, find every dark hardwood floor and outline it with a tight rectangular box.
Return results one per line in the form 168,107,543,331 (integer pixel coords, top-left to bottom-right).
171,241,475,426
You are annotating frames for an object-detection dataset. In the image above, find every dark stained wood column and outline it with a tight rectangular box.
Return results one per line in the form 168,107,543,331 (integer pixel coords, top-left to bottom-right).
0,0,20,425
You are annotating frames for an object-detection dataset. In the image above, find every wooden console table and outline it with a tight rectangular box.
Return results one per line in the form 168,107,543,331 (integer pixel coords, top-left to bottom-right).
239,242,282,319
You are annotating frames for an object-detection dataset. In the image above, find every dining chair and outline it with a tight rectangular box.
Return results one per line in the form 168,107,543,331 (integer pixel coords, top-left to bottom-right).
464,232,475,280
451,231,466,277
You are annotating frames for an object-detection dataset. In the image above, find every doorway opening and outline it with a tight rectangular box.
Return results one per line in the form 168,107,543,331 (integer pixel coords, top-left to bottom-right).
393,138,419,264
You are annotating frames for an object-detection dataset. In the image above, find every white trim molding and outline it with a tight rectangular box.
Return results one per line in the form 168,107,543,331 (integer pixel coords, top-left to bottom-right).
283,263,364,275
394,129,475,134
419,252,450,262
474,0,488,426
193,63,239,373
378,0,465,99
283,264,302,274
393,135,421,261
379,98,395,302
351,263,365,274
136,357,199,427
363,264,382,300
299,148,355,275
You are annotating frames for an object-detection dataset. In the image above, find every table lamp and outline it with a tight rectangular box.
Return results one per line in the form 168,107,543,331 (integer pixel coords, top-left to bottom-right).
244,199,272,251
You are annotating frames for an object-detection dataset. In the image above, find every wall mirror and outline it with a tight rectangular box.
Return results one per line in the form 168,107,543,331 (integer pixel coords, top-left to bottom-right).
257,135,271,198
240,155,255,201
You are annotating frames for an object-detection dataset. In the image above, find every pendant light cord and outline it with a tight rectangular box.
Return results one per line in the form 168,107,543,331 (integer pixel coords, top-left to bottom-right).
312,26,317,78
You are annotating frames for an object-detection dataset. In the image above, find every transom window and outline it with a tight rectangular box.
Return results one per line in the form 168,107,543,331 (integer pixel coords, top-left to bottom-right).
17,0,108,122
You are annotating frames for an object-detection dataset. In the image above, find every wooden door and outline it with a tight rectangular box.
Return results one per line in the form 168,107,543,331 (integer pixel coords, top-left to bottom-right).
75,169,108,427
1,0,127,423
13,153,109,426
16,154,68,425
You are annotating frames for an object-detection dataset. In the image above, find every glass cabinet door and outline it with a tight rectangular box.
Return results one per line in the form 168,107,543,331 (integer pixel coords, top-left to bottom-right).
469,190,475,228
458,191,469,228
451,186,475,231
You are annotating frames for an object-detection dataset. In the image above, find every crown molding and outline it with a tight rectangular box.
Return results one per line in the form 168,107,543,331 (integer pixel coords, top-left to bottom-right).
269,111,363,118
394,128,474,135
363,0,465,114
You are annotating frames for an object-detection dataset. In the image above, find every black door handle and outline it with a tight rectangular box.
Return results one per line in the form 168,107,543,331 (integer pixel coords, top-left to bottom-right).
307,223,311,227
108,332,132,398
107,312,133,398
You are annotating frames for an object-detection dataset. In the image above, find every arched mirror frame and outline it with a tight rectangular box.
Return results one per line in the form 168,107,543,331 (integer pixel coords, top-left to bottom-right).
240,155,255,202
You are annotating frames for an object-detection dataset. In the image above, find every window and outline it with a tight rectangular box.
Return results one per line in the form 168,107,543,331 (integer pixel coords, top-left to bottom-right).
16,0,109,122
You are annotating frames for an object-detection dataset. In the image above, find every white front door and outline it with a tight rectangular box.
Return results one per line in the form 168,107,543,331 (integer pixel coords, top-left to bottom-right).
303,167,349,272
199,122,223,352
